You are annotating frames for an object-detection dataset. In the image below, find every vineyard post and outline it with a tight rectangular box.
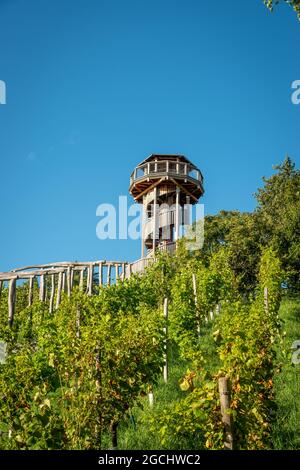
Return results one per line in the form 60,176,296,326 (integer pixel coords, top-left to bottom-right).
110,421,118,450
95,344,103,449
28,276,34,307
192,273,200,336
76,306,80,338
0,280,2,299
8,278,16,327
264,287,269,314
163,297,168,383
218,377,234,450
148,386,154,407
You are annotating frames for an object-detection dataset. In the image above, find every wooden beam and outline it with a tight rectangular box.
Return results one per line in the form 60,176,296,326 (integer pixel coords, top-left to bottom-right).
169,178,198,202
135,178,164,201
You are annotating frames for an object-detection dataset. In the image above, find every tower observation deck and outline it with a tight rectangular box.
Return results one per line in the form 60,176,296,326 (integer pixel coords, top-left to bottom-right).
129,154,204,257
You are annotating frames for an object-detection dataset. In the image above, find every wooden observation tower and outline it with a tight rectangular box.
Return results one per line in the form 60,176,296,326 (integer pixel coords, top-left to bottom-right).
129,154,204,258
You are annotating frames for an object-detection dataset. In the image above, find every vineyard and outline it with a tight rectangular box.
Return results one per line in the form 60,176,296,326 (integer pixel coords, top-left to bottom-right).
0,242,291,450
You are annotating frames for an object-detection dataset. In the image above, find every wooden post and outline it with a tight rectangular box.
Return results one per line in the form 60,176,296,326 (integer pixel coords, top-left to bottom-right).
163,297,168,383
175,186,180,241
153,187,158,253
107,264,111,286
49,274,55,313
141,195,145,259
67,267,71,297
70,267,74,291
76,306,80,339
192,273,200,336
264,287,269,314
98,262,103,289
79,268,84,292
115,264,119,282
62,271,66,292
86,266,90,294
110,421,118,450
56,272,62,309
8,278,16,327
88,264,93,295
121,263,126,282
148,386,154,408
0,280,3,299
218,377,234,450
39,274,45,302
28,276,34,307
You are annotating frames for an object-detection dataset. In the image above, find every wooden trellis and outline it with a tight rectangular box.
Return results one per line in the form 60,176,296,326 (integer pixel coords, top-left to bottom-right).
0,259,139,327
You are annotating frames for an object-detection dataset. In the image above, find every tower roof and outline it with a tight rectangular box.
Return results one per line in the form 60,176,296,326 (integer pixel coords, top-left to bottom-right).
137,154,195,168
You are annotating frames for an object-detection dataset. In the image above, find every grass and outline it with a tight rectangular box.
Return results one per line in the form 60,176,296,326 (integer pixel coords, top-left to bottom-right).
112,319,219,450
272,297,300,449
96,300,300,451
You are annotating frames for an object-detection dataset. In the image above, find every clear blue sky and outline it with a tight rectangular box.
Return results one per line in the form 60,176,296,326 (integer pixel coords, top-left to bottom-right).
0,0,299,271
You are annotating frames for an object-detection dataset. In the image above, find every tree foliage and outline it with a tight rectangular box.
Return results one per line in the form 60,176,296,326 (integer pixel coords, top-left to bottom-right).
264,0,300,19
201,156,299,293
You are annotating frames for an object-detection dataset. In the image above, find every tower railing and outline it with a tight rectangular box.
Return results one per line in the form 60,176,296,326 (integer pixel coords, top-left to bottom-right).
130,159,203,186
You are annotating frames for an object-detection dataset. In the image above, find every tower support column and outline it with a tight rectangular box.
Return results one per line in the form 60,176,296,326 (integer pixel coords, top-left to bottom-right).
153,187,158,254
175,186,180,241
141,195,145,258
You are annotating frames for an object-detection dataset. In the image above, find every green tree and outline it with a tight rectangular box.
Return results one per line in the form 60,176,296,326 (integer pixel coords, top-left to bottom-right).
264,0,300,20
255,156,300,290
200,211,263,295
